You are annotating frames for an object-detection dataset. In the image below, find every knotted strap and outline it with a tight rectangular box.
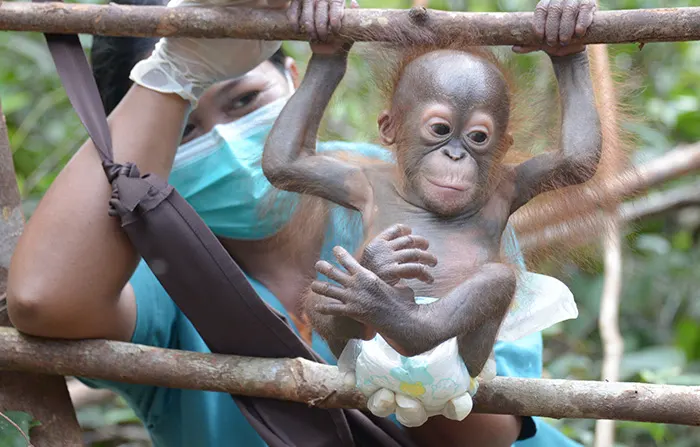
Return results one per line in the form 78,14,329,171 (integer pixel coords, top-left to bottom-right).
34,2,414,446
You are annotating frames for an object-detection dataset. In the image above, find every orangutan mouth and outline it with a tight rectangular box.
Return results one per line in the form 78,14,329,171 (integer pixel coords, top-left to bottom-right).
426,178,467,192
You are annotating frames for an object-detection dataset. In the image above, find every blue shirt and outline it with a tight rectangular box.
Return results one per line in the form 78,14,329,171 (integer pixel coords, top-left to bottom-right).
79,249,580,447
78,141,581,447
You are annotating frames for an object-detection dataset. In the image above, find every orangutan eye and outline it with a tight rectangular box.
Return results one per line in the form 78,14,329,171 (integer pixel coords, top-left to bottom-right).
430,123,451,136
468,131,488,144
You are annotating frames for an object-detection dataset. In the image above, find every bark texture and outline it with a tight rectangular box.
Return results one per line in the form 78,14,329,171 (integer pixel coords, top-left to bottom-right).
1,326,699,425
0,3,699,44
0,100,83,447
0,101,22,326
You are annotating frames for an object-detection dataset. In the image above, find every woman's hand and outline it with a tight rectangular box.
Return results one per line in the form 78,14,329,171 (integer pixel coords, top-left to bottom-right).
130,0,287,106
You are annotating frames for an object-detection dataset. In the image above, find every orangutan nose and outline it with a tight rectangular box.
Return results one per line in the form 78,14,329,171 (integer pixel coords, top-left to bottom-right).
442,145,467,161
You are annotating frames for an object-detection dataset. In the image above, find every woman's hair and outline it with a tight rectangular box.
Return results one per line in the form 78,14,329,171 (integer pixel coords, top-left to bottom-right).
91,0,287,115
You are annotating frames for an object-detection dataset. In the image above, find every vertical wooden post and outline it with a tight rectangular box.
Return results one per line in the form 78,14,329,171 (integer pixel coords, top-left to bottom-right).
0,99,83,445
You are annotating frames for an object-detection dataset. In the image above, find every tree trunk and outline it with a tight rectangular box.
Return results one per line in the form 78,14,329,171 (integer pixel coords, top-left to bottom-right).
0,99,83,447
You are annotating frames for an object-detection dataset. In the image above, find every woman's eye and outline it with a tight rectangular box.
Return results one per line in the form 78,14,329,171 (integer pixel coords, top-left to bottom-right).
430,123,451,136
183,123,196,137
468,131,488,144
229,91,260,110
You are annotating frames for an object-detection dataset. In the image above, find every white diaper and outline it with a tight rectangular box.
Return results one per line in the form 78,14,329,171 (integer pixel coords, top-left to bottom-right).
338,272,578,427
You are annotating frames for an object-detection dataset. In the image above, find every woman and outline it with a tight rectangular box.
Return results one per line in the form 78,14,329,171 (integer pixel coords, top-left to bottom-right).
7,0,580,445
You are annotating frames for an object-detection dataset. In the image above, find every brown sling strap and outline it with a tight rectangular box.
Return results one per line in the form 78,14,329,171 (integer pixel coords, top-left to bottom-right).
34,3,415,446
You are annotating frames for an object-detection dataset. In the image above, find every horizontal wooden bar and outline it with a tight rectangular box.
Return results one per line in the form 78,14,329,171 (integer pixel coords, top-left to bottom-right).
1,327,700,424
0,4,699,44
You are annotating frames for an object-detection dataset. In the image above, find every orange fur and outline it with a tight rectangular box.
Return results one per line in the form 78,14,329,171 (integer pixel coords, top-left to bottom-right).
513,45,641,271
360,36,528,158
357,36,634,270
259,150,392,322
271,36,635,297
363,39,539,198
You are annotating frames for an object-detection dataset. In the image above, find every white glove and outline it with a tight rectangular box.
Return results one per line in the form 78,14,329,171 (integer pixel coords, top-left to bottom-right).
394,394,428,428
130,0,284,106
349,332,481,427
368,389,475,427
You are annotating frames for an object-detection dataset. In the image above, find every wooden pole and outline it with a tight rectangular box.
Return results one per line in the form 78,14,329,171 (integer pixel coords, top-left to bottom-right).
0,3,699,44
588,13,626,445
595,219,624,447
0,99,83,446
1,327,699,425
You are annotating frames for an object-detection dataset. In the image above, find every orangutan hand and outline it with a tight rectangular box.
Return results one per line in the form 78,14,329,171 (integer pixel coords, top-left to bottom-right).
513,0,596,57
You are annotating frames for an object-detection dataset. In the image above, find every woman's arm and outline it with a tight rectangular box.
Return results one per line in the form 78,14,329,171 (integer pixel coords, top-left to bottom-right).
263,43,373,212
7,86,188,341
6,0,329,341
409,414,522,447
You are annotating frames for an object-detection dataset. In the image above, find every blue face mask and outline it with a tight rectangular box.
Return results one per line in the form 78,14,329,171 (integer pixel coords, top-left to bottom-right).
169,95,300,240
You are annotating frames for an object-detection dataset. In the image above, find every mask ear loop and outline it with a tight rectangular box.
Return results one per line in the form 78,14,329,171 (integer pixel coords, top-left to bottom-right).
285,70,296,94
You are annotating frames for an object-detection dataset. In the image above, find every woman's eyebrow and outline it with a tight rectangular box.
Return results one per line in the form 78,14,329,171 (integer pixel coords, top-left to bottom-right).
215,77,246,104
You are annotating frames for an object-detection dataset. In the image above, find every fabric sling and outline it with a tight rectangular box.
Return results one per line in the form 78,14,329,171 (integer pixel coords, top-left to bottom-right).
34,2,415,446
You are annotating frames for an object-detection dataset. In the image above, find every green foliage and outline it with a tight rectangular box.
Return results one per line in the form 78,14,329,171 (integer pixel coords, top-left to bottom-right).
0,411,40,447
0,31,87,217
74,396,151,446
78,402,142,429
2,0,699,445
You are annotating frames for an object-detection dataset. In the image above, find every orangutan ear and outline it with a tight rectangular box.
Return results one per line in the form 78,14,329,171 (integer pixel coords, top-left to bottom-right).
378,110,396,146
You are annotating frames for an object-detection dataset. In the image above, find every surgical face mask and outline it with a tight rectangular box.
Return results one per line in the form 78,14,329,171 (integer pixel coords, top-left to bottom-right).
168,73,298,240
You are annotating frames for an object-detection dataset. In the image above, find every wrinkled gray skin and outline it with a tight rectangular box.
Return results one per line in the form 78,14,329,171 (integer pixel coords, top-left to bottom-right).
262,0,601,376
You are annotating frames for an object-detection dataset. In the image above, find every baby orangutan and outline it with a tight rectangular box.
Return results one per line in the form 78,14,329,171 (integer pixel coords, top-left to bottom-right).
263,1,601,387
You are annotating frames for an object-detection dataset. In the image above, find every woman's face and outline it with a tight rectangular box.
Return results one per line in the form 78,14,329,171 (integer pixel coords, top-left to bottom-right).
180,57,299,144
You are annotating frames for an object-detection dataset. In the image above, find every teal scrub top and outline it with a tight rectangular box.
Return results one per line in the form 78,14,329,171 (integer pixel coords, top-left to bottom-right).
78,247,580,447
78,141,581,447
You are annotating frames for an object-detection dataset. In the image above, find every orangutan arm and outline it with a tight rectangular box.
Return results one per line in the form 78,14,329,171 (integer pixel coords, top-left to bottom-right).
512,50,602,212
262,44,373,213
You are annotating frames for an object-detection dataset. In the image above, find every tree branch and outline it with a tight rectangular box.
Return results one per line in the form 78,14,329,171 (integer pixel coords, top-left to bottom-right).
621,180,700,222
517,142,700,251
1,327,700,425
594,218,624,447
0,97,83,447
0,3,699,44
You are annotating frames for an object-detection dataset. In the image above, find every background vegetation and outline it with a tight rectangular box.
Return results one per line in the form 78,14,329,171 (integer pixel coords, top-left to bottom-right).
1,0,699,445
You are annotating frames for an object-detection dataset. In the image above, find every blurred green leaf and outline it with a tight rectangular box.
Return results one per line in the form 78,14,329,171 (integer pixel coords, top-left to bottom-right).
676,110,700,141
635,234,672,255
0,411,40,447
104,407,141,426
671,231,694,252
546,353,595,379
0,92,31,114
620,346,686,380
674,317,700,361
